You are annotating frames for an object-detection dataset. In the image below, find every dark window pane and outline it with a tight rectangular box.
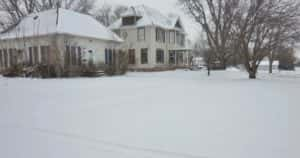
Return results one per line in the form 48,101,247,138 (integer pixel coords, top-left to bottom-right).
141,48,148,64
3,49,8,68
78,47,82,66
128,49,135,64
0,50,2,68
156,49,164,64
65,46,70,66
169,51,176,64
33,46,39,64
41,46,50,64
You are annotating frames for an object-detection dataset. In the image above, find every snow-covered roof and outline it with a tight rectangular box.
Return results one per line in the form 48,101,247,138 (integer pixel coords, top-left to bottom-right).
109,5,184,31
0,8,123,42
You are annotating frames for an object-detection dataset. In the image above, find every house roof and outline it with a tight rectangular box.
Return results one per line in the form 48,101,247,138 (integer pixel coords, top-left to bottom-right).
0,8,123,42
109,5,185,31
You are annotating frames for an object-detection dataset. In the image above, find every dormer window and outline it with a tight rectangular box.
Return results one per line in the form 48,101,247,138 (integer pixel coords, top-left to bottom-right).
175,20,182,29
122,16,141,26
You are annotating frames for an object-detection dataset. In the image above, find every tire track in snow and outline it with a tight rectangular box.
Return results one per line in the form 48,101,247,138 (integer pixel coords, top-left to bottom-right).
0,124,208,158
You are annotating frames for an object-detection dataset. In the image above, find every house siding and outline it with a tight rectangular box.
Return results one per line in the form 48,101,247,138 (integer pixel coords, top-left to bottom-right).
115,25,190,70
0,34,121,72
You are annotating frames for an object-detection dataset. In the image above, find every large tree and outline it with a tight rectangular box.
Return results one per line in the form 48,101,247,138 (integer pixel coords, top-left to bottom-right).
233,0,300,78
179,0,241,69
94,5,128,27
179,0,300,79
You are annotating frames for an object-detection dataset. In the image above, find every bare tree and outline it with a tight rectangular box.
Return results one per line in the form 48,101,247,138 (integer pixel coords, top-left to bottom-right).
94,5,128,27
233,0,300,78
180,0,300,79
179,0,240,69
203,49,215,76
0,0,95,31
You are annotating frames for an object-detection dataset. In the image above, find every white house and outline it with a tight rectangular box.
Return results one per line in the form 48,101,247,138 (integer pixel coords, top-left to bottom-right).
109,5,192,71
0,8,122,72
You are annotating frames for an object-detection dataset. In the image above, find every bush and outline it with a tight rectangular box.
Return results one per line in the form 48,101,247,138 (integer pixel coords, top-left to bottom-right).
2,64,24,77
105,51,128,76
34,65,60,78
3,64,63,78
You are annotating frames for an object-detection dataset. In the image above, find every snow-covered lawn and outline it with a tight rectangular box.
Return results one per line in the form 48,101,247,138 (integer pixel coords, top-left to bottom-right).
0,69,299,158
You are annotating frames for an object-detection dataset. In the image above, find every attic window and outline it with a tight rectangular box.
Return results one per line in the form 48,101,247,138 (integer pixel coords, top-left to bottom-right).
122,16,141,26
33,16,39,20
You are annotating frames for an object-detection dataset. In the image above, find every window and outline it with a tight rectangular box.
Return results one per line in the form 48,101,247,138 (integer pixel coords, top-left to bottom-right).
18,50,23,63
156,49,164,64
176,52,183,64
109,49,113,64
141,48,148,64
9,49,13,66
9,48,17,66
41,46,50,64
156,28,165,43
0,50,3,68
181,34,185,46
176,32,185,46
65,46,71,66
71,46,77,65
166,31,170,43
122,16,141,25
169,51,176,64
137,27,145,41
128,49,135,64
105,49,113,65
29,47,33,66
3,49,8,68
176,32,181,45
78,47,82,66
170,31,175,44
122,31,128,39
33,46,39,64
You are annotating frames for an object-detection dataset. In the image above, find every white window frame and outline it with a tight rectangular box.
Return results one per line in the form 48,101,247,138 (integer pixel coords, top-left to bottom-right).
137,27,145,41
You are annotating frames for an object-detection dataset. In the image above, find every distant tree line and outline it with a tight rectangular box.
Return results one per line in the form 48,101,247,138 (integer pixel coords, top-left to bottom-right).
179,0,300,79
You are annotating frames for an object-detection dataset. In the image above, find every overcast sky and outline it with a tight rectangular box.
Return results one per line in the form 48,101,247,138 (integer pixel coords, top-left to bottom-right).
97,0,201,41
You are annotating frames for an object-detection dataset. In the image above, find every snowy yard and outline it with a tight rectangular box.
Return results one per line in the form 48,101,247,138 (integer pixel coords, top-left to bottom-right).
0,69,299,158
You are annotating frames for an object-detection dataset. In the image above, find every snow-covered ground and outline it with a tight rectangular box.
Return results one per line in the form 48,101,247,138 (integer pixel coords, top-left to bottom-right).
0,69,299,158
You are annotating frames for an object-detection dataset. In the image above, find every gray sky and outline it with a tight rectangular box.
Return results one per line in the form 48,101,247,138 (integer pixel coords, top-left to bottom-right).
97,0,201,41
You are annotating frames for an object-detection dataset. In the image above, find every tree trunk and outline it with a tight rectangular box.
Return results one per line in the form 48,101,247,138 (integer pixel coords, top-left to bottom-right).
207,64,211,76
221,60,226,70
269,59,273,74
248,67,257,79
249,72,256,79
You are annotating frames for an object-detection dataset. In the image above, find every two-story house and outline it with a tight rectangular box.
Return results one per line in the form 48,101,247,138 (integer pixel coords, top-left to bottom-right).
109,5,191,70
